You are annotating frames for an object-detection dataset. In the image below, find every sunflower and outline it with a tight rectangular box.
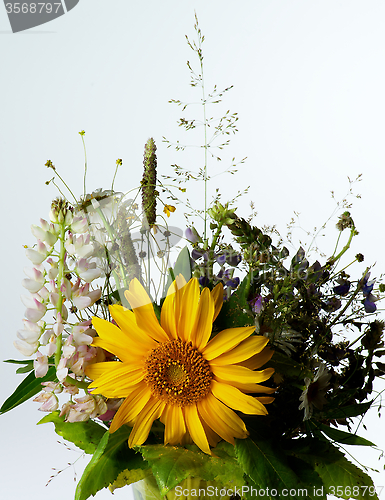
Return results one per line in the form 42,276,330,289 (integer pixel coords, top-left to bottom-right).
85,276,275,455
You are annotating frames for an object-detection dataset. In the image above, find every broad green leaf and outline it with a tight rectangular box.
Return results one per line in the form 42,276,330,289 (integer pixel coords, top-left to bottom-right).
215,275,254,329
317,423,375,447
235,437,314,500
37,411,106,455
0,365,56,414
286,438,378,500
164,246,192,294
139,442,245,496
75,426,149,500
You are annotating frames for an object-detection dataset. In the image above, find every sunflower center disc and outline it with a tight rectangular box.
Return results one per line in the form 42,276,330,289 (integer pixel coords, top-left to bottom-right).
144,338,213,406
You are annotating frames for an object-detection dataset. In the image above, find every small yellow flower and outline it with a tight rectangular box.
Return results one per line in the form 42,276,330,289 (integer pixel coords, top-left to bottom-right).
85,277,275,455
163,204,176,217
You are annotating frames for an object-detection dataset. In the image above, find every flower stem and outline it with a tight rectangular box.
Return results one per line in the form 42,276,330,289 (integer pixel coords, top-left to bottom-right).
54,222,66,368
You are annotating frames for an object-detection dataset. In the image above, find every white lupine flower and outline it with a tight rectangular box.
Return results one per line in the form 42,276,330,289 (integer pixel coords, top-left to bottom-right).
34,351,49,378
71,215,88,234
33,392,59,412
25,239,49,265
22,267,45,293
53,313,64,336
57,357,69,382
38,286,50,301
41,381,62,393
46,258,59,279
39,328,52,346
76,258,101,282
17,327,41,344
31,224,47,241
46,334,57,356
66,233,94,259
72,283,102,310
60,278,72,300
24,298,46,322
14,339,39,356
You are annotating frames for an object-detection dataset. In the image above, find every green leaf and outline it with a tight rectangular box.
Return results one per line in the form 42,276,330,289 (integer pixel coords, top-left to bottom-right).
265,351,307,379
139,442,245,496
75,425,149,500
164,246,192,294
4,358,35,373
316,422,375,447
215,275,254,329
235,437,314,500
321,401,372,419
286,438,378,500
37,411,107,454
0,366,56,414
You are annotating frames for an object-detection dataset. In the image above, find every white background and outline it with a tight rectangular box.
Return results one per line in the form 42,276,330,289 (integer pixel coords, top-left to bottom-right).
0,1,384,499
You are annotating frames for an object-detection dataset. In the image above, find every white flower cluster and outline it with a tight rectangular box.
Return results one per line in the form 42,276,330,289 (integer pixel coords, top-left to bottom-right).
15,203,110,422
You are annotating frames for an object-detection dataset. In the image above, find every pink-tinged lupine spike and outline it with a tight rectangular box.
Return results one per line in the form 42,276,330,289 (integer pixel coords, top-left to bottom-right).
14,339,39,356
34,351,49,378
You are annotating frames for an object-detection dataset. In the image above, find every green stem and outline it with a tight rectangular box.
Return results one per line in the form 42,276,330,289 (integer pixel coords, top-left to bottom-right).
328,226,356,266
81,134,88,199
329,266,370,328
54,223,66,368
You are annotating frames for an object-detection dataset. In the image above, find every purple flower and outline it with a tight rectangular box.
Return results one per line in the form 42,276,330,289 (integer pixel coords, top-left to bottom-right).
250,295,264,314
361,272,379,313
185,227,202,244
333,279,351,296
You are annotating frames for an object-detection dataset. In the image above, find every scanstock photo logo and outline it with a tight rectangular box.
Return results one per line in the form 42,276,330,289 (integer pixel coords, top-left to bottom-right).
3,0,79,32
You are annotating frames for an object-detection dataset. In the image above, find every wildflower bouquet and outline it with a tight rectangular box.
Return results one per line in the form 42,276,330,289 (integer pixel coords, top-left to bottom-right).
2,15,384,500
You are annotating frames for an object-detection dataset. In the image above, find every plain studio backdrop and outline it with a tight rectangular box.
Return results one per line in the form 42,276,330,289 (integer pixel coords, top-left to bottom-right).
1,1,384,499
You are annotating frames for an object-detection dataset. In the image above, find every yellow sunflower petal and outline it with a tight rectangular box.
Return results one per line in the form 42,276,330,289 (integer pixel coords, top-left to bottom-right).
238,346,274,370
128,397,166,447
198,394,248,444
160,283,177,339
91,337,144,363
211,379,269,415
191,287,215,350
88,367,145,398
210,336,269,366
177,278,200,342
212,365,275,384
109,305,158,350
183,404,211,455
211,282,224,321
124,279,169,343
255,397,275,404
174,274,187,330
199,414,222,448
84,361,122,380
202,326,256,361
218,379,276,394
161,405,186,445
110,383,152,433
